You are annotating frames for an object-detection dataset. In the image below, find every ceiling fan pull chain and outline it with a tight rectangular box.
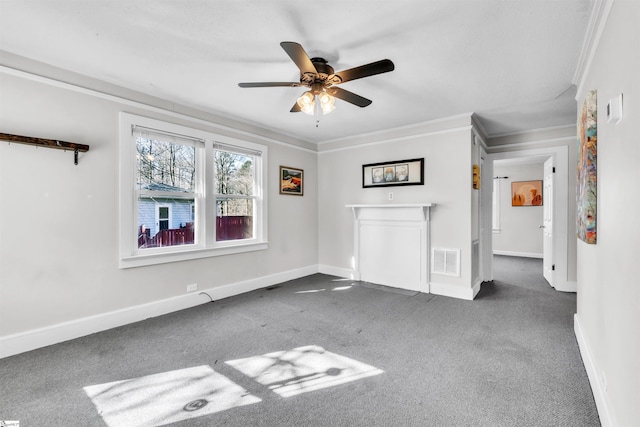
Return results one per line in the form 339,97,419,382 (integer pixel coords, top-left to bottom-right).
314,95,321,127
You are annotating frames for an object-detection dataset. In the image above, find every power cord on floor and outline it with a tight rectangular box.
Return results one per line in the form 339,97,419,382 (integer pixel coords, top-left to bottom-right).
199,291,214,302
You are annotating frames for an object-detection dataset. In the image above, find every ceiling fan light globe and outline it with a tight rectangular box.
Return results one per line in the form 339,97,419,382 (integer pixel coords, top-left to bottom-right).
297,91,315,115
319,92,336,115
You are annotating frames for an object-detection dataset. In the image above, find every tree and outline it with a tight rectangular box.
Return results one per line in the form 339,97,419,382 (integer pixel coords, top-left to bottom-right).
214,151,254,216
136,137,195,191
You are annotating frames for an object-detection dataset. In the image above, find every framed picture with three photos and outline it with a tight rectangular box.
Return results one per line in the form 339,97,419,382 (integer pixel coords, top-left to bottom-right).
362,158,424,188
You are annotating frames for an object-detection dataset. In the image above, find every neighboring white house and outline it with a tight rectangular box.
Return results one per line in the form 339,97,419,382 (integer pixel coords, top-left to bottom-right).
137,183,194,240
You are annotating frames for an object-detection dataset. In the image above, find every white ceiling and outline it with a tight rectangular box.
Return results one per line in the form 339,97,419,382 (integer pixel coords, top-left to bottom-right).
0,0,593,144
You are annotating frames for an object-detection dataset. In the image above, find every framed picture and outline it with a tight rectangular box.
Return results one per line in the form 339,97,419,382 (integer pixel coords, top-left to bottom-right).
363,158,424,188
511,180,543,206
472,164,481,189
280,166,303,196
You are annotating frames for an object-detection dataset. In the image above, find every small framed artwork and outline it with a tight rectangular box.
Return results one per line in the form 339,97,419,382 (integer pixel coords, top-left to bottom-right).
472,164,480,189
363,158,424,188
511,180,543,206
280,166,303,196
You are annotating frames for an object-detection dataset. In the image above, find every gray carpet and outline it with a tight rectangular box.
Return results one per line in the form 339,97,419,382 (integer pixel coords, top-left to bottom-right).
0,255,600,426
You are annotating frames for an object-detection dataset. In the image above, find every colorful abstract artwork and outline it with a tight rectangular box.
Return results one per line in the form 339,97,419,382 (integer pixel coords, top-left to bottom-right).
577,90,597,244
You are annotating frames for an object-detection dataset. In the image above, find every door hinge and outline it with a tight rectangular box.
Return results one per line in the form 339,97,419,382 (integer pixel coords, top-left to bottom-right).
552,264,555,271
553,167,556,173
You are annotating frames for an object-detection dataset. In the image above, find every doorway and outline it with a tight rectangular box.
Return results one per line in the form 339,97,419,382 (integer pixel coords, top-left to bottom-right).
492,156,551,286
156,204,171,231
484,145,574,292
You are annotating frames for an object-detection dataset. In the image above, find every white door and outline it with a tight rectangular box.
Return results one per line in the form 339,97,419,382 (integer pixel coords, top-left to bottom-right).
156,204,171,231
542,157,554,287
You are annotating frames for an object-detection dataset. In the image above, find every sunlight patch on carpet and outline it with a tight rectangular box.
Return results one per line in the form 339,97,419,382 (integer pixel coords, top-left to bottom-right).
226,345,383,398
84,365,260,427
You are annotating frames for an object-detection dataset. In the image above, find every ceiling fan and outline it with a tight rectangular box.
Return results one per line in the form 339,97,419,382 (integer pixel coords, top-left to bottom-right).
238,41,394,119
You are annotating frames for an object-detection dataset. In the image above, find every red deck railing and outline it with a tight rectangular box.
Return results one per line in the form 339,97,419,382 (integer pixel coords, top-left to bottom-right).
138,217,252,248
216,216,253,241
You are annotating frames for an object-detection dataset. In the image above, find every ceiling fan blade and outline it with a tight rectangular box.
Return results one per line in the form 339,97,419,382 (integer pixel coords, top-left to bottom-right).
238,82,303,88
290,102,302,113
332,59,395,84
280,41,318,76
326,87,372,108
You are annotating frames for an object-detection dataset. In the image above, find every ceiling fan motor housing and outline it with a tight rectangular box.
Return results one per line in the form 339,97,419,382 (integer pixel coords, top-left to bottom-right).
301,58,341,87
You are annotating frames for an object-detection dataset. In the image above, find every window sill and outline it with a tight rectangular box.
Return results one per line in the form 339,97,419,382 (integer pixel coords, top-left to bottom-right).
119,241,269,269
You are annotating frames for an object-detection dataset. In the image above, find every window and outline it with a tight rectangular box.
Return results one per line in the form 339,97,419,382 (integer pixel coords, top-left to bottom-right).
492,177,501,233
120,113,268,268
214,143,260,242
136,129,198,250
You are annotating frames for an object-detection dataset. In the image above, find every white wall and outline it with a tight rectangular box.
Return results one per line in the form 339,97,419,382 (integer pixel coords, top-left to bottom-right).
493,162,544,257
0,65,318,354
318,117,476,298
573,1,640,426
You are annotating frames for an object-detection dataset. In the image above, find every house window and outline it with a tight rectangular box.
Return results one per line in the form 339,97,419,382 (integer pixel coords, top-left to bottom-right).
120,113,268,268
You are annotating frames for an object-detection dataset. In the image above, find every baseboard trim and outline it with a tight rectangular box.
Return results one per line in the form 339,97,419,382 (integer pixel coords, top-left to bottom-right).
555,280,577,293
430,281,476,301
493,250,543,259
574,313,614,427
318,264,355,280
0,265,319,359
472,279,482,299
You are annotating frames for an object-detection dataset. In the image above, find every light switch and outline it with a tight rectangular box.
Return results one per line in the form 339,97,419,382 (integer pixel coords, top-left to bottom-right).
607,94,623,124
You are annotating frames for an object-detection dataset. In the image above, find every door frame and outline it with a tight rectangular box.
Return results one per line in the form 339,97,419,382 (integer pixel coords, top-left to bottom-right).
156,203,172,232
543,157,555,287
484,144,575,292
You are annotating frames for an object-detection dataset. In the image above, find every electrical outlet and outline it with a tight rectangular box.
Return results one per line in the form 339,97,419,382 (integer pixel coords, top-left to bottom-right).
388,192,394,201
187,283,198,292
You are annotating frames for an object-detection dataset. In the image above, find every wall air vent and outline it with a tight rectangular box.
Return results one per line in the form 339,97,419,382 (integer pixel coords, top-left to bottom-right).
432,248,460,277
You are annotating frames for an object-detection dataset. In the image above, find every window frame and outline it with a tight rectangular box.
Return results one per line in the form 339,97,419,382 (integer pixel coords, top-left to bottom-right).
492,177,501,233
212,142,263,246
119,113,268,268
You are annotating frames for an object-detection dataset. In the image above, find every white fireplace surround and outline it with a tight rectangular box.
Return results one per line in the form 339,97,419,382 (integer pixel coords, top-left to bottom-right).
346,204,434,293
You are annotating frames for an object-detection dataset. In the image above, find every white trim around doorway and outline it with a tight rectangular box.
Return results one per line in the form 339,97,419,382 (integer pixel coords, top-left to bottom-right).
485,145,572,292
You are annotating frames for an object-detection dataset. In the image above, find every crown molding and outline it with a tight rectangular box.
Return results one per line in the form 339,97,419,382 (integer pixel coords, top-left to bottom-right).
488,124,575,140
0,51,318,153
317,113,475,152
573,0,615,97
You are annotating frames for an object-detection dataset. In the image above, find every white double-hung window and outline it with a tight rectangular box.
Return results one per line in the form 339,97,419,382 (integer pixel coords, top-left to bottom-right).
214,142,263,243
119,113,268,268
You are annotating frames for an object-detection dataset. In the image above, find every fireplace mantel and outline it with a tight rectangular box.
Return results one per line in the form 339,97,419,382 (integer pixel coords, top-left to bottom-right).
347,203,434,221
346,203,435,293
